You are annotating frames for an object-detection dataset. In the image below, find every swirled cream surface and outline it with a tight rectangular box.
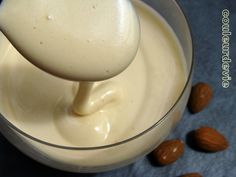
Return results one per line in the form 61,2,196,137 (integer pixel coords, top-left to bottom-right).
0,1,186,147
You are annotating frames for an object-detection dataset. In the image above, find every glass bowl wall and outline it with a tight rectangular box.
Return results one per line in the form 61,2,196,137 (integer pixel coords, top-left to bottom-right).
0,0,193,173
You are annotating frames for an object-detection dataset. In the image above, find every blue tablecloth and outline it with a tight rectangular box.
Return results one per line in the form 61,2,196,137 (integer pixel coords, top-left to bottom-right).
0,0,235,176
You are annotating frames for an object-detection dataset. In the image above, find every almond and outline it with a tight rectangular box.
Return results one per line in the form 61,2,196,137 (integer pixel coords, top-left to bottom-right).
180,172,202,177
188,82,213,113
194,127,228,152
152,139,184,165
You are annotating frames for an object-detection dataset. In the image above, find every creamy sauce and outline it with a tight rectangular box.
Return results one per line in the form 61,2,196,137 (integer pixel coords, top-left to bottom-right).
0,1,186,147
0,0,140,81
0,0,141,116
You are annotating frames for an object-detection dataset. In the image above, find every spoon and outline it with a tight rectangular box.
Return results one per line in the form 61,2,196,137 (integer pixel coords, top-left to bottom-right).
0,0,140,81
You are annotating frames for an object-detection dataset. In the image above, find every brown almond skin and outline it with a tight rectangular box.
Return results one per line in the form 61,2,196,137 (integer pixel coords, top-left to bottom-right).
152,139,184,165
180,172,202,177
188,82,213,113
194,127,228,152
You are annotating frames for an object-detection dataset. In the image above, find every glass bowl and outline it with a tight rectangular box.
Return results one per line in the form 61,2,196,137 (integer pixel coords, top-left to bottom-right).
0,0,193,173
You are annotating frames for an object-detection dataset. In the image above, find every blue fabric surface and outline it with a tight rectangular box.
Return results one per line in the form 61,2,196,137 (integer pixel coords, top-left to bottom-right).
0,0,235,177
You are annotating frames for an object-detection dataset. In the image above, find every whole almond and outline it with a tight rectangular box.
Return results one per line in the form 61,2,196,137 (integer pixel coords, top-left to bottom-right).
188,82,213,113
180,172,202,177
194,127,228,152
152,139,184,165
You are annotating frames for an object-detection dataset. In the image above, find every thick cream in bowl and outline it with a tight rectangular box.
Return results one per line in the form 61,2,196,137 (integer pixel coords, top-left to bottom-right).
0,0,193,173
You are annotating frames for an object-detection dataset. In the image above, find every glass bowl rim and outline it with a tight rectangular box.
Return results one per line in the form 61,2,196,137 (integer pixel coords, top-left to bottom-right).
0,0,194,151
